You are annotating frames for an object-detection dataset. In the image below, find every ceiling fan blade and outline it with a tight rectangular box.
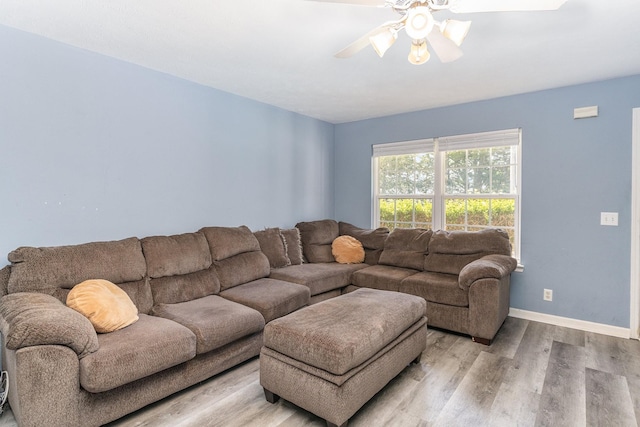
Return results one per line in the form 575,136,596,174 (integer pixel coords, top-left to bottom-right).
425,28,463,63
334,20,403,58
334,26,387,58
449,0,568,13
305,0,384,6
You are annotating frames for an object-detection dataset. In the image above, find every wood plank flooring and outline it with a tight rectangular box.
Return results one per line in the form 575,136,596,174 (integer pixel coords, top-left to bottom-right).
1,317,639,426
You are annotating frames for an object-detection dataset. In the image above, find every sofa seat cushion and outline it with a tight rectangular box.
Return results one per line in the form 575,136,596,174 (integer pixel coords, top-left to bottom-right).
220,279,310,323
263,288,426,376
351,264,419,292
399,271,469,307
151,295,265,354
269,263,367,296
79,314,196,393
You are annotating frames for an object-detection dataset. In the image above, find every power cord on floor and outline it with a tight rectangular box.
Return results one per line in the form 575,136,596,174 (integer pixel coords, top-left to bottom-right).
0,371,8,415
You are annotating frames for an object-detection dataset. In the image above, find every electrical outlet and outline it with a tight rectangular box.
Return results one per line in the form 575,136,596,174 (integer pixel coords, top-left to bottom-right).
543,289,553,301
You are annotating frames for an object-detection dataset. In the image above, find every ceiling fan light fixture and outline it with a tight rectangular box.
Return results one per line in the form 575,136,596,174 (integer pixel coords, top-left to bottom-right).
369,28,398,57
440,19,471,46
405,6,435,40
408,39,430,65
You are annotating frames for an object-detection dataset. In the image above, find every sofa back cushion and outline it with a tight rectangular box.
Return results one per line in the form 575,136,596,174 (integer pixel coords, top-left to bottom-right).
253,228,291,269
141,232,220,305
339,222,389,265
296,219,339,263
424,229,512,275
378,228,432,270
280,228,304,265
0,265,10,298
7,237,153,313
200,226,270,291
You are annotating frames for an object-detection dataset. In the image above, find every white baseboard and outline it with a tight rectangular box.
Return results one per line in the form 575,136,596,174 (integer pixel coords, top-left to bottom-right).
508,308,631,339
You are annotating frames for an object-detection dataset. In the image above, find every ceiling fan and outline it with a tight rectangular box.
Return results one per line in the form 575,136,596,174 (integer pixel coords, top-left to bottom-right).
309,0,568,64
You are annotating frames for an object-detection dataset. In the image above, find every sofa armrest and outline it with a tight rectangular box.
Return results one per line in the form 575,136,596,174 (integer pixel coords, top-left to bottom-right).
458,254,517,292
0,292,99,358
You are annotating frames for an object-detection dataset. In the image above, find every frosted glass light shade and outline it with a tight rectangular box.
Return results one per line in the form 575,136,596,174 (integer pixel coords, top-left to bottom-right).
441,19,471,46
405,7,435,40
408,39,430,65
369,28,398,57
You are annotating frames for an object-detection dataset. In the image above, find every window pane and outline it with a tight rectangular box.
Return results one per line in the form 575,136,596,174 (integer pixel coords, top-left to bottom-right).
377,156,397,195
491,146,514,166
445,198,516,229
446,167,467,194
378,197,433,230
492,166,513,194
378,154,434,195
467,148,490,167
415,153,435,195
446,150,466,168
374,130,519,259
415,199,433,224
468,167,491,194
446,147,518,195
395,199,414,223
491,198,516,227
380,199,396,222
445,199,466,225
467,199,490,226
446,225,466,231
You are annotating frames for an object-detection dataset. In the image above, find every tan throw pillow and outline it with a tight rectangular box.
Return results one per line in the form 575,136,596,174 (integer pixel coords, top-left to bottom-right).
332,236,365,264
67,279,139,333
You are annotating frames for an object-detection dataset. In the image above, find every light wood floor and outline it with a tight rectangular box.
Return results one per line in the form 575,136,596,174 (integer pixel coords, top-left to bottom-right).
1,317,639,426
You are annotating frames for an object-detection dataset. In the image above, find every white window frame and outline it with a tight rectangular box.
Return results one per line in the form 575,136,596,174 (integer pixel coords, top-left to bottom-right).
372,129,522,261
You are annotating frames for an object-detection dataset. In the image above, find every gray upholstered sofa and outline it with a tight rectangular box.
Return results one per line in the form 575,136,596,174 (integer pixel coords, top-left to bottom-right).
0,219,516,426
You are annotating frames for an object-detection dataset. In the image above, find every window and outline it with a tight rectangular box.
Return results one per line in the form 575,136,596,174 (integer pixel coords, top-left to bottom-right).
373,129,521,259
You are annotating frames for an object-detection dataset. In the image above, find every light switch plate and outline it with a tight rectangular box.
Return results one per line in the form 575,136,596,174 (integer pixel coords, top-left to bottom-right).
601,212,618,226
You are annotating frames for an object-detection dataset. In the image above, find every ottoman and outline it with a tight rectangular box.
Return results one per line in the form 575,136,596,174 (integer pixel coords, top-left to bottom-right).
260,288,427,427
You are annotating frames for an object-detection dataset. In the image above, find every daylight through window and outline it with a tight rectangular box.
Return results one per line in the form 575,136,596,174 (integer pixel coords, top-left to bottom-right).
373,129,521,259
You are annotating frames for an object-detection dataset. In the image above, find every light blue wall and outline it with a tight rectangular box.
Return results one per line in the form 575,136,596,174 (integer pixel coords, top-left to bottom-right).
1,23,638,330
0,25,334,265
335,75,640,328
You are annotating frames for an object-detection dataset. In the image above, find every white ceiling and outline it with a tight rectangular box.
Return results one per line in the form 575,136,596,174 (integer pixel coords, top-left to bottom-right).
1,0,639,124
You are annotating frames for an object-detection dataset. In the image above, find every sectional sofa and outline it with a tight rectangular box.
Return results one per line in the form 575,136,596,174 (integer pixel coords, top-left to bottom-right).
0,219,516,427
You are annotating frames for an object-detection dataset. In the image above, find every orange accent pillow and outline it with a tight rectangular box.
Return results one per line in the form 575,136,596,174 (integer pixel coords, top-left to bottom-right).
67,279,139,333
332,236,365,264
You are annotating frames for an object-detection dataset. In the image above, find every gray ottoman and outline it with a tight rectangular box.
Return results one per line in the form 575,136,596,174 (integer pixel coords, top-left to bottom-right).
260,288,427,427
